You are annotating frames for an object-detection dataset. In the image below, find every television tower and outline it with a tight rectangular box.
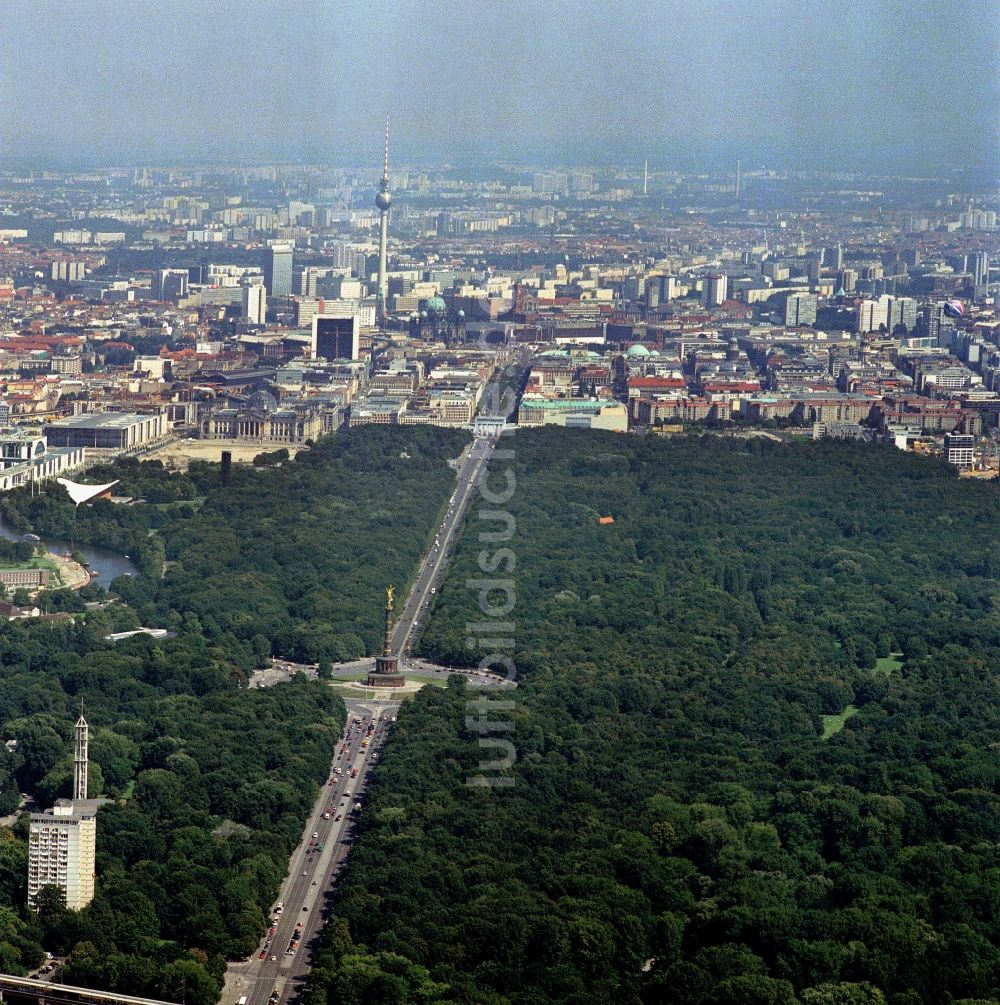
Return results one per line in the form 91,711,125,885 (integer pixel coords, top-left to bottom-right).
73,712,88,801
643,159,648,197
374,115,392,325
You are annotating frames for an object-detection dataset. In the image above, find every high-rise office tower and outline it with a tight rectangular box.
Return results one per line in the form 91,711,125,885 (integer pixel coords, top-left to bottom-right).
838,268,858,293
569,172,593,195
970,251,989,288
703,274,728,307
28,714,97,910
917,302,946,343
886,296,919,333
855,296,891,334
375,115,392,325
624,276,645,302
264,243,293,298
50,260,86,283
242,279,266,325
352,252,369,281
329,241,354,270
824,245,843,270
532,171,569,195
784,292,818,326
294,265,319,298
152,268,188,302
312,314,360,361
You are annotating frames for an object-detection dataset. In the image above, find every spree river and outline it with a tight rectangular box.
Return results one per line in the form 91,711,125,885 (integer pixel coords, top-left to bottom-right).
0,519,139,582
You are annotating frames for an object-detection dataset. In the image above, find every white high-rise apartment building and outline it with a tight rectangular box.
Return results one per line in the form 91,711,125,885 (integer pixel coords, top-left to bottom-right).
28,715,97,910
242,279,267,325
856,296,891,334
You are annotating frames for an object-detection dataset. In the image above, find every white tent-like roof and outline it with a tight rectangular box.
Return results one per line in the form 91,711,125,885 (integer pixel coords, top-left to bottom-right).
56,478,119,506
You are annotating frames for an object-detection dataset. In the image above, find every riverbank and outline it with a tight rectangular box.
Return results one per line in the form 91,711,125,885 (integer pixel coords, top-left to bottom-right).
0,519,139,583
46,551,91,589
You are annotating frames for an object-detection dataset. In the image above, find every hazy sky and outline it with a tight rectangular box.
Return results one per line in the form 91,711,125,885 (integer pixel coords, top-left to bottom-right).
2,0,998,174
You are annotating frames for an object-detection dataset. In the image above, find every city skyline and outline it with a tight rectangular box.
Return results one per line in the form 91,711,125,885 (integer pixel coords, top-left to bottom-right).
1,1,997,177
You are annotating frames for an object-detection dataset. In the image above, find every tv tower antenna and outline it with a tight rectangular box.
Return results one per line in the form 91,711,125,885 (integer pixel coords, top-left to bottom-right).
374,114,392,328
382,113,389,187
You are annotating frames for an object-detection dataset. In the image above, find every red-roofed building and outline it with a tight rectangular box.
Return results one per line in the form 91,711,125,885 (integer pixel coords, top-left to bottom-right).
700,380,762,396
633,396,732,425
627,376,687,396
718,299,752,316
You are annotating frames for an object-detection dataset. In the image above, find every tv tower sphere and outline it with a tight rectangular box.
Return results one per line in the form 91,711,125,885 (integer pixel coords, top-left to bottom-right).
375,188,392,211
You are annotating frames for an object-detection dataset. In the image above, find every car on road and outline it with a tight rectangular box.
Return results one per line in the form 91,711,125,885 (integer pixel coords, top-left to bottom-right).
270,954,276,961
302,870,308,876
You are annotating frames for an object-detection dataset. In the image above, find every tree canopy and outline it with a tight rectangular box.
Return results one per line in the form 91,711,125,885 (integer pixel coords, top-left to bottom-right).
309,428,1000,1005
0,426,468,1002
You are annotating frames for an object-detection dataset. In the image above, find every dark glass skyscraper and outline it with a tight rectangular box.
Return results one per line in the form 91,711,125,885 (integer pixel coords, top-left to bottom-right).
264,243,293,298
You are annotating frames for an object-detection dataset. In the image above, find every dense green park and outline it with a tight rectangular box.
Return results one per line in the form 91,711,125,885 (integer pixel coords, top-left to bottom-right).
307,428,1000,1005
0,426,467,1002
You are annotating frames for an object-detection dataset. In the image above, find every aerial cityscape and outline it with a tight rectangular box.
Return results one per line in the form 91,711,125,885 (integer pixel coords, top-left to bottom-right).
0,2,997,1004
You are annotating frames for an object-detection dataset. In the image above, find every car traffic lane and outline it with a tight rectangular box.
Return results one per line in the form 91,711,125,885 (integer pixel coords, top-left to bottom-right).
244,706,396,1002
393,436,494,655
236,710,391,1003
291,709,396,959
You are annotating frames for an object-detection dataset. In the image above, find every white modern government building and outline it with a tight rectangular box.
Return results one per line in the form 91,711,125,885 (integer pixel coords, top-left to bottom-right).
0,428,86,491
